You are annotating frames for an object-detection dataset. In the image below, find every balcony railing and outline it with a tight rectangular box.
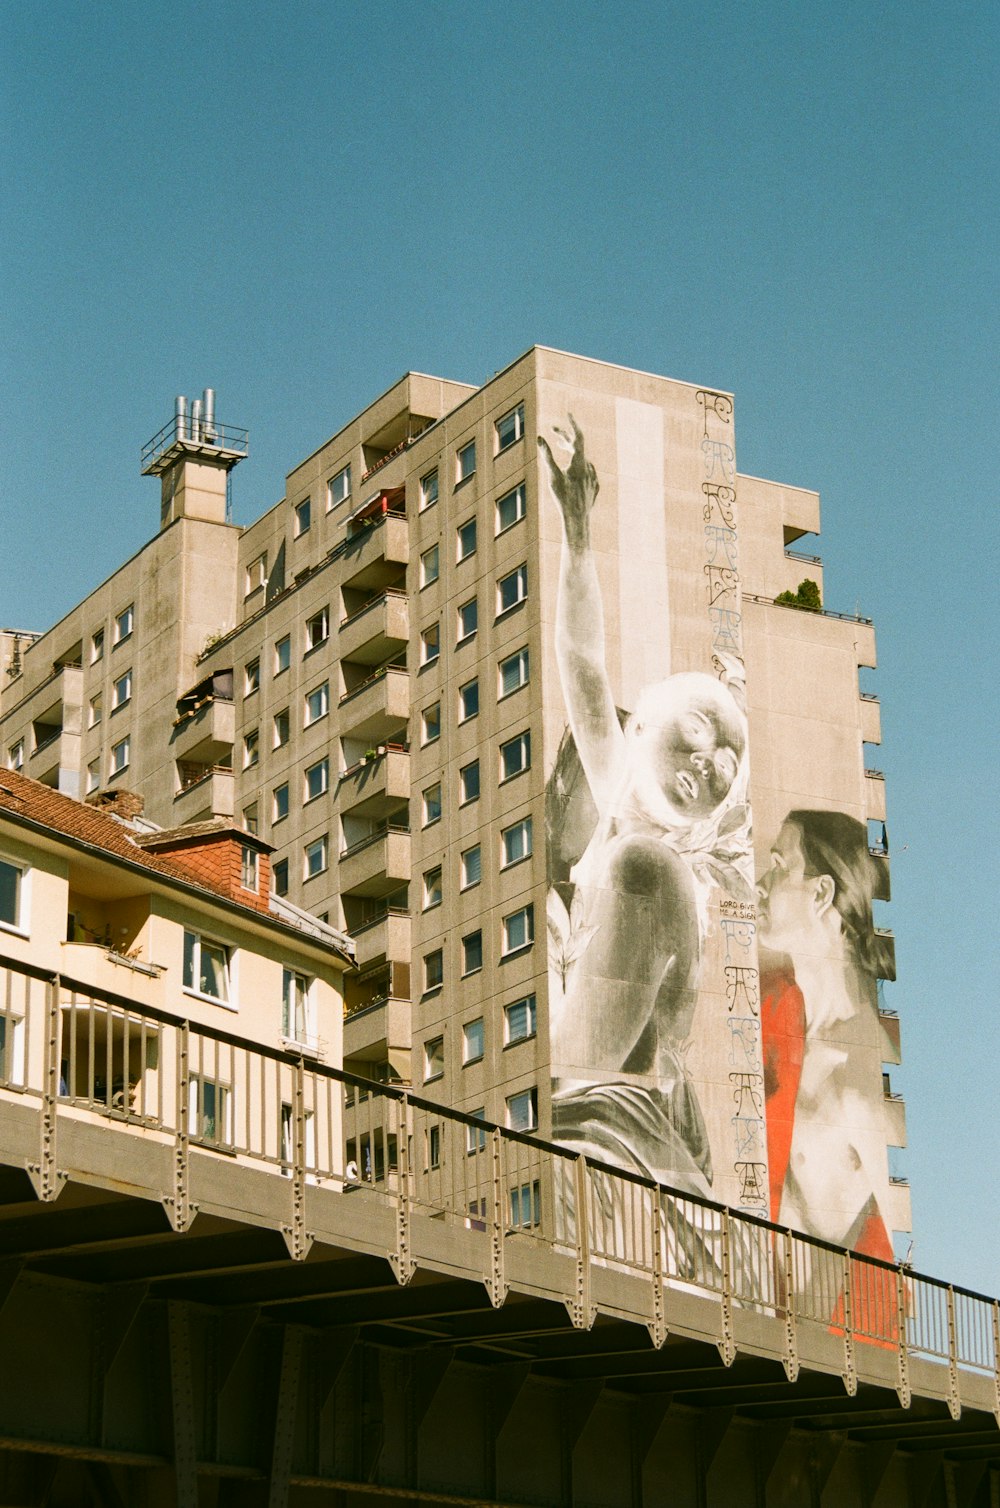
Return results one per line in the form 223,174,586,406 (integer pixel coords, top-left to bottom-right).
743,592,873,626
0,948,995,1412
339,824,410,861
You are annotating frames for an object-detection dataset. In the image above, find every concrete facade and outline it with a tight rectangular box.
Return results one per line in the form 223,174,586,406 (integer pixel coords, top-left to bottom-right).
0,348,909,1260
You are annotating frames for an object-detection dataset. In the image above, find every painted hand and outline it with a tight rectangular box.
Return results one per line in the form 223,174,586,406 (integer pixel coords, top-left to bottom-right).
538,414,599,547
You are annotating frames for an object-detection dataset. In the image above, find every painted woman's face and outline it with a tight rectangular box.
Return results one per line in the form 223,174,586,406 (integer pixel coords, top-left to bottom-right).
756,824,824,951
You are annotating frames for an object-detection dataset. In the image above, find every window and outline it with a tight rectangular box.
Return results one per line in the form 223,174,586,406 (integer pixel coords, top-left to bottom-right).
420,544,440,587
113,605,133,644
294,497,311,536
459,759,480,804
273,782,289,822
420,623,440,665
420,469,439,510
304,758,328,802
88,695,102,728
428,1124,441,1170
183,930,230,1002
304,835,328,879
304,682,329,726
506,1087,538,1133
461,844,482,889
91,629,105,663
8,741,24,771
273,858,289,897
240,846,259,892
497,563,528,615
305,607,329,652
466,1111,487,1154
421,702,441,744
496,482,526,533
328,464,351,510
424,1036,444,1080
243,803,259,835
243,730,259,768
111,670,131,710
274,636,291,675
502,905,534,956
273,708,290,748
189,1077,231,1146
459,678,479,722
0,859,22,930
502,816,533,868
245,554,266,595
110,736,130,775
86,760,100,794
462,931,483,976
424,950,444,993
457,597,478,642
499,647,530,698
457,517,477,561
422,783,442,825
244,658,260,696
282,968,313,1044
505,994,537,1044
463,1017,484,1063
457,439,476,483
500,730,531,781
496,402,525,452
509,1180,541,1229
423,866,442,910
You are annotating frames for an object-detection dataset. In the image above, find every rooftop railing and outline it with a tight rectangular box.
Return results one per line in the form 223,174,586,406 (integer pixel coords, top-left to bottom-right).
141,416,249,472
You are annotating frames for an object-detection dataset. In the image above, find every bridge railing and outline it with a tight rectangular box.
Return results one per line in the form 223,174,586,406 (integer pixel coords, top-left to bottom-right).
0,952,996,1405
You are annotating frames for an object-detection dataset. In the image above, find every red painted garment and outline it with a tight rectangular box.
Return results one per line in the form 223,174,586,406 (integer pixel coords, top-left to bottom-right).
759,969,805,1224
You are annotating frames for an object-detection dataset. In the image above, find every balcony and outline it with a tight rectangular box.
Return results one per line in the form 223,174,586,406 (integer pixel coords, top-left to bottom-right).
337,744,410,818
860,693,881,744
339,826,411,899
172,767,235,823
338,590,409,666
337,510,409,592
343,994,412,1069
338,665,409,744
171,696,235,764
882,1088,907,1149
879,1008,902,1065
864,767,887,821
348,907,410,970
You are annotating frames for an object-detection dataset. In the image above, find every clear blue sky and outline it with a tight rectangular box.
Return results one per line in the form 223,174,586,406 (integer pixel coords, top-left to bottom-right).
2,1,997,1293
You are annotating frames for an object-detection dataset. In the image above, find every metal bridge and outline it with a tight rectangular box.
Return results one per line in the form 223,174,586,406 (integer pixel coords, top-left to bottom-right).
0,953,996,1507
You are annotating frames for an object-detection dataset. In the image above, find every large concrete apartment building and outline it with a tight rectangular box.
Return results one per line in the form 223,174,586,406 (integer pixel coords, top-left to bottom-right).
0,346,909,1260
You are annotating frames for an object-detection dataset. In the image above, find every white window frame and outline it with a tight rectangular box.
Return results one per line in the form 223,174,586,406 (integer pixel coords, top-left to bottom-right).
111,669,132,710
282,967,315,1048
421,702,441,745
0,857,27,936
304,682,329,726
86,760,100,794
91,628,105,663
304,834,328,880
243,730,259,768
509,1179,541,1228
499,646,530,699
459,678,479,722
506,1087,538,1133
462,1017,484,1064
460,844,481,890
183,929,232,1005
466,1111,487,1155
274,635,291,675
497,563,528,616
459,759,480,805
500,730,530,782
457,439,476,483
113,605,133,645
496,481,526,533
424,951,444,993
244,658,260,696
273,782,290,822
424,1035,444,1081
305,607,329,652
273,707,290,748
8,740,24,770
462,930,483,977
420,469,439,510
420,623,440,665
423,866,443,910
422,783,442,826
110,736,130,776
420,544,440,587
501,816,533,869
504,994,537,1045
328,464,351,510
457,517,477,561
496,402,525,452
293,497,311,537
240,846,259,892
502,904,534,957
188,1075,232,1146
457,597,478,643
304,758,328,803
245,554,267,596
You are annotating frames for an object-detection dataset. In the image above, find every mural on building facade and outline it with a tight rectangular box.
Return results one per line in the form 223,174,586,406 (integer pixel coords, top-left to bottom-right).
757,809,896,1261
539,415,755,1204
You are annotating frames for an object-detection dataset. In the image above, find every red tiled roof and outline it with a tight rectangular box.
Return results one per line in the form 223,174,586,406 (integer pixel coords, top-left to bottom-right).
0,768,260,914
